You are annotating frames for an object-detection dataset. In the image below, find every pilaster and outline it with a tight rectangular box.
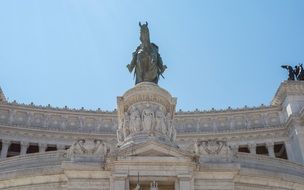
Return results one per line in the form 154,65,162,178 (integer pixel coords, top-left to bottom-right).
266,142,275,158
111,173,128,190
285,140,294,162
178,174,193,190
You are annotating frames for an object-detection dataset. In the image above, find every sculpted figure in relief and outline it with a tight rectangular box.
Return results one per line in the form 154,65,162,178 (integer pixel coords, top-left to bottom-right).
129,109,142,133
150,181,159,190
117,129,124,143
117,119,124,143
67,139,108,157
81,139,96,154
67,139,85,157
155,110,166,133
133,184,140,190
165,113,172,136
94,140,108,155
123,112,130,138
170,125,176,142
201,140,225,155
142,108,154,131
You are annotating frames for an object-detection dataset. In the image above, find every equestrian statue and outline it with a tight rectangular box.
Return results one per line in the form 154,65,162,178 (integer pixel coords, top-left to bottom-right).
127,22,167,85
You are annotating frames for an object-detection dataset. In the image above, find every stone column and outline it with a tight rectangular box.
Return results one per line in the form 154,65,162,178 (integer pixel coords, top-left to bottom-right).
39,143,47,153
294,126,304,163
285,140,294,162
20,141,29,155
178,174,192,190
266,142,275,158
249,144,256,154
111,173,128,190
0,140,11,159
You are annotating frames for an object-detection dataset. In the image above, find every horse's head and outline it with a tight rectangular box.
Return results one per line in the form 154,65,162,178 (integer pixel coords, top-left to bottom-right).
139,22,150,45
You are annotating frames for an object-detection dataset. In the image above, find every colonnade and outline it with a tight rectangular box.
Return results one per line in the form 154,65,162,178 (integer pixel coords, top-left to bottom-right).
0,139,68,159
231,141,288,160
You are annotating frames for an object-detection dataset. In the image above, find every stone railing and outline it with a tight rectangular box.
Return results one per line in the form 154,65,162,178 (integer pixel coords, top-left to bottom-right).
234,152,304,176
0,150,67,172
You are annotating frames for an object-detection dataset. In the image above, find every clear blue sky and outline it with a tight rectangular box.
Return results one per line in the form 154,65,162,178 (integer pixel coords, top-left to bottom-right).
0,1,303,111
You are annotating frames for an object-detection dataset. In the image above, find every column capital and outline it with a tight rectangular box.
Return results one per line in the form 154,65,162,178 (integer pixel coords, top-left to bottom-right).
177,174,192,181
1,139,11,145
266,142,274,147
20,141,29,147
39,143,48,148
248,143,256,148
112,173,128,180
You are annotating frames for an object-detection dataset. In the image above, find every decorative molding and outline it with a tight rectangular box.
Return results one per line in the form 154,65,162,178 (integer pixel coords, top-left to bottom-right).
272,81,304,106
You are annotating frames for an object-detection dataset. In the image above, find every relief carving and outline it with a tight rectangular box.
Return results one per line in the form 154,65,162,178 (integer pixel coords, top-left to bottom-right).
194,140,227,155
117,103,176,145
129,108,141,133
194,139,232,163
67,139,108,158
117,119,124,143
142,107,154,131
123,112,131,138
155,110,166,134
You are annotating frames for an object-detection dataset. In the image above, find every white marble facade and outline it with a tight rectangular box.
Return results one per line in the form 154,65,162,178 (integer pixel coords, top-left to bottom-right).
0,81,304,190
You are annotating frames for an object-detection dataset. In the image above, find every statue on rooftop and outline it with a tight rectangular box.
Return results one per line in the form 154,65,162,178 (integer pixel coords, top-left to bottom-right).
281,63,304,81
127,22,167,85
294,64,304,80
281,65,295,80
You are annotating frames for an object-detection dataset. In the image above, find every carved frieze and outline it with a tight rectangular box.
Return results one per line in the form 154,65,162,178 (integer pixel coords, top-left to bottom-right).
116,103,176,146
116,82,177,147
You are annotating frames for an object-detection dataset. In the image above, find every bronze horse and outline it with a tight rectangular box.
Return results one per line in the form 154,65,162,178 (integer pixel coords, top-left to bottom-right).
281,63,304,81
295,64,304,80
127,22,167,85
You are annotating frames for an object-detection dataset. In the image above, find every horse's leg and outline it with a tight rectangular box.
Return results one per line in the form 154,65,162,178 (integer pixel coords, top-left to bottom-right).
300,73,304,80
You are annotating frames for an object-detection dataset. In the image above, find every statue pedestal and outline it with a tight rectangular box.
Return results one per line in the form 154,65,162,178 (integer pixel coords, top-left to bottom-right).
116,82,177,149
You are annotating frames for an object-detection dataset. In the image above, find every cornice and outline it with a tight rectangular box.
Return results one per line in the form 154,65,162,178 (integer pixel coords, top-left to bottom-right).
272,81,304,106
176,125,288,142
0,124,117,144
176,105,281,116
0,102,117,116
